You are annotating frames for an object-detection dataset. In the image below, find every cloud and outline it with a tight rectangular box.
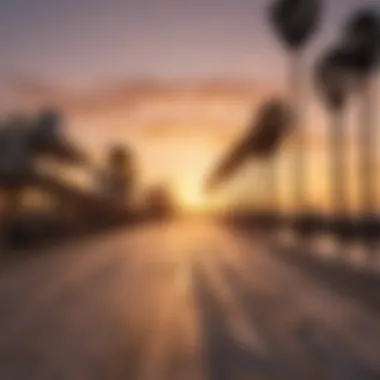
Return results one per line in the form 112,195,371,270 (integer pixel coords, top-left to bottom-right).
4,75,278,114
3,75,288,172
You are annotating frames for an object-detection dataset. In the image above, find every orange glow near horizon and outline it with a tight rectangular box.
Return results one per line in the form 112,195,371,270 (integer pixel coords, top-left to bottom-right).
178,187,205,211
7,78,380,215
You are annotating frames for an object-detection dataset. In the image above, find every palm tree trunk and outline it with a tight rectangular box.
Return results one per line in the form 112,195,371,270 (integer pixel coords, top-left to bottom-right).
2,187,20,247
268,155,279,227
359,79,376,258
290,51,307,229
331,109,346,256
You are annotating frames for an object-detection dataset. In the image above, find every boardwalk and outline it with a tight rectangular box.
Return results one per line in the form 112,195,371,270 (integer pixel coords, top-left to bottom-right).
0,221,379,380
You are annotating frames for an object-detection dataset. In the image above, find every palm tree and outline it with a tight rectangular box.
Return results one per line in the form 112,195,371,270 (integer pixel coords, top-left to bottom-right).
204,99,293,198
33,109,86,164
343,8,380,238
315,46,353,250
0,115,30,244
105,144,136,205
269,0,323,219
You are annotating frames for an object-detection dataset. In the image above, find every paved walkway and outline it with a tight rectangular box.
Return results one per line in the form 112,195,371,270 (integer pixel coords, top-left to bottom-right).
0,221,379,380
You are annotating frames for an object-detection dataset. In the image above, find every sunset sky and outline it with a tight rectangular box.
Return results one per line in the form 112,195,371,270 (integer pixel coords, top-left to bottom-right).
0,0,378,210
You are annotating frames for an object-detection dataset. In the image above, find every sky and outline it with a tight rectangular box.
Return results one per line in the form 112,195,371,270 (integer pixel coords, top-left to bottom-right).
0,0,378,210
0,0,365,84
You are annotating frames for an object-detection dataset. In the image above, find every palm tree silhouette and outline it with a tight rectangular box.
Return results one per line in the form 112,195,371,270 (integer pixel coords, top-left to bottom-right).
205,99,293,197
105,144,136,205
343,8,380,235
269,0,323,219
33,110,86,164
315,46,353,248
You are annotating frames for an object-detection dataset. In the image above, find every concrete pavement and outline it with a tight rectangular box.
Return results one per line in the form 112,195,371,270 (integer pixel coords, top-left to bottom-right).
0,221,379,380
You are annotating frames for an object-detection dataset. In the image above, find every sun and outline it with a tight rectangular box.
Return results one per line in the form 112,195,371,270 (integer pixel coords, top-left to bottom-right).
178,185,206,211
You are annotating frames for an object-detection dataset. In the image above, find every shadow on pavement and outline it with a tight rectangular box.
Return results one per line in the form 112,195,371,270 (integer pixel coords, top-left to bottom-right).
191,254,380,380
192,262,295,380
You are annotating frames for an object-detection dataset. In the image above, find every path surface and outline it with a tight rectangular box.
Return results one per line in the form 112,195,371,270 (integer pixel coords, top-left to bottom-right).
0,221,380,380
